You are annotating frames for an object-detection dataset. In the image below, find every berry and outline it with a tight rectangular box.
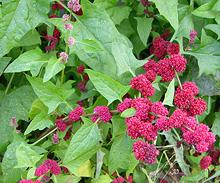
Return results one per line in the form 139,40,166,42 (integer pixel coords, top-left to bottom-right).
144,59,158,73
68,106,84,122
64,23,73,30
200,155,212,170
117,98,132,113
151,37,167,59
52,133,59,144
139,123,158,141
189,98,207,116
157,58,175,82
169,109,187,128
44,159,61,175
189,30,197,44
169,54,187,72
156,116,171,131
176,82,199,96
59,52,68,62
35,164,49,176
126,117,141,139
91,106,112,123
133,140,159,164
167,42,179,55
174,89,194,109
145,69,157,82
130,74,155,97
77,65,85,74
151,102,169,116
68,37,75,46
55,119,67,132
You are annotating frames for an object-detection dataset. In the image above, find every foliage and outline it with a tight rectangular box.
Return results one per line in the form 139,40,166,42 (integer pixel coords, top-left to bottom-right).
0,0,220,183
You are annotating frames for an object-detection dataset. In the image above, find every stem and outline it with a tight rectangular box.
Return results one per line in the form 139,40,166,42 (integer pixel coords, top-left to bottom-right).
31,127,57,146
174,70,182,90
61,68,65,84
190,0,194,9
156,145,175,149
5,73,15,95
146,54,154,60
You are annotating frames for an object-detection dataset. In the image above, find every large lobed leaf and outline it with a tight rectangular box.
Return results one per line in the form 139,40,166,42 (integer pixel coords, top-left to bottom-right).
0,86,36,153
86,69,130,104
0,0,49,57
50,1,145,79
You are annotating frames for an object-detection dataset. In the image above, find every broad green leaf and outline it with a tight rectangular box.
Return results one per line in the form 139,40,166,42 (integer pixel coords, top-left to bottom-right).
52,175,81,183
135,17,153,46
180,170,208,183
75,160,93,177
108,134,133,174
163,131,190,175
29,99,48,119
1,140,23,183
192,0,220,19
15,143,43,168
17,29,41,47
163,79,175,106
205,24,220,40
121,108,136,118
107,6,131,25
63,122,102,173
151,0,179,30
211,112,220,136
86,69,130,104
4,48,48,75
76,39,103,53
0,0,49,57
112,116,126,139
43,58,65,82
24,112,53,135
94,175,112,183
0,57,11,76
50,1,145,79
0,86,36,152
27,76,74,113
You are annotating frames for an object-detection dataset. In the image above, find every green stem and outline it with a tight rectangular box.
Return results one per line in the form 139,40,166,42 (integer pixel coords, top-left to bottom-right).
190,0,194,9
31,127,57,146
5,73,15,95
61,68,65,84
174,70,182,89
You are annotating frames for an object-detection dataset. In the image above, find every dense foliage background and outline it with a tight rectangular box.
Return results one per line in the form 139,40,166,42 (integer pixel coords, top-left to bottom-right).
0,0,220,182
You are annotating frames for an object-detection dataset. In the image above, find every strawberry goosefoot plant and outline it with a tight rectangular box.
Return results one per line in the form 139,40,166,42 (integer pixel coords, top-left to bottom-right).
1,0,220,183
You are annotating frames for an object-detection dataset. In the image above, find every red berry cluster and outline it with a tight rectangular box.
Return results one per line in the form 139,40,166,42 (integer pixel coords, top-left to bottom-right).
116,40,215,165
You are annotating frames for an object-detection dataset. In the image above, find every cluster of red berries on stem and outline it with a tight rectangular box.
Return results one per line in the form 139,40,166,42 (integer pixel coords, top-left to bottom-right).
117,35,215,168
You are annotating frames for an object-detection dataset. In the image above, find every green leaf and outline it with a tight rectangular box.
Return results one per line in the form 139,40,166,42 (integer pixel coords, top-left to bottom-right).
94,175,112,183
86,69,130,104
63,122,102,174
163,131,190,175
186,29,220,76
205,24,220,40
192,0,220,19
50,1,145,79
27,76,74,113
29,99,48,119
0,86,36,152
0,57,11,76
135,17,153,46
1,140,23,183
0,0,49,57
75,160,93,177
24,112,53,135
108,134,133,174
17,29,41,47
121,108,136,118
52,174,81,183
211,112,220,136
151,0,179,30
77,39,103,53
180,170,208,183
15,143,43,168
107,6,131,25
43,58,65,82
112,116,126,139
4,48,48,75
163,79,175,106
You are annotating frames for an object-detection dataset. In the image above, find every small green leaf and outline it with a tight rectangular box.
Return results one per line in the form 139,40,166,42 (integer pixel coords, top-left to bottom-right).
24,112,53,135
43,58,65,82
121,108,136,118
63,121,102,174
163,79,175,106
86,69,130,104
94,175,112,183
151,0,179,30
112,116,126,139
211,112,220,136
27,76,74,113
15,143,43,168
4,48,48,74
135,17,153,46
